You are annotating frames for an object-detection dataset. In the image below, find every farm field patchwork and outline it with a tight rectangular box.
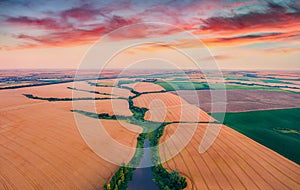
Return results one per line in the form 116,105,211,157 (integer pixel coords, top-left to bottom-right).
1,72,300,190
0,83,142,189
213,108,300,164
152,71,300,93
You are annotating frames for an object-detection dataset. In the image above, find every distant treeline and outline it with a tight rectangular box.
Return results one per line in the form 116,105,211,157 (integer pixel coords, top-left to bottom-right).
0,80,75,90
23,94,124,102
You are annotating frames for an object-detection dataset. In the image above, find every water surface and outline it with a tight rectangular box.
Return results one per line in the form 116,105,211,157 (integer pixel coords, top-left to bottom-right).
127,139,158,190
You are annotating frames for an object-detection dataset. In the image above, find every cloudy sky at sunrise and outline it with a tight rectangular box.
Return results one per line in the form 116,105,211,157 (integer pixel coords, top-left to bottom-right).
0,0,299,70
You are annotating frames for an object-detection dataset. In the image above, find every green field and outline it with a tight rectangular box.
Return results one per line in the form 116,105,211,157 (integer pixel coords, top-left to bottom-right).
213,108,300,164
155,81,209,91
261,79,291,84
154,80,298,93
211,83,290,92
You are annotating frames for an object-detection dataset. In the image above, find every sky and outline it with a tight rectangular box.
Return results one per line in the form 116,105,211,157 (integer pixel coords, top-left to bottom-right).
0,0,299,70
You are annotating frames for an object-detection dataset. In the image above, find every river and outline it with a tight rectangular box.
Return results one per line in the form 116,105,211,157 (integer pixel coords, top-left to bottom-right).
127,139,158,190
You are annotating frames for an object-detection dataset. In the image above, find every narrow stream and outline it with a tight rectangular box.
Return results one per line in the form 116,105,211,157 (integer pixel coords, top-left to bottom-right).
127,139,158,190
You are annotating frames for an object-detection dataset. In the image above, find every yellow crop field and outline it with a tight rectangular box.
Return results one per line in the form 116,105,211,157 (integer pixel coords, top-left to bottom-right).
0,85,141,189
123,82,165,93
133,92,214,122
159,123,300,190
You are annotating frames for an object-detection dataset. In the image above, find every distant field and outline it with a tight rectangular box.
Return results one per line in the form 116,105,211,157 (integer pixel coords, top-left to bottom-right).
154,80,300,94
213,108,300,164
173,90,300,112
122,82,165,93
133,92,213,123
221,84,286,91
154,80,209,91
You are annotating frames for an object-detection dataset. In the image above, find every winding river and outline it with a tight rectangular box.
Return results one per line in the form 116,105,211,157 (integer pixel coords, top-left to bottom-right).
127,139,158,190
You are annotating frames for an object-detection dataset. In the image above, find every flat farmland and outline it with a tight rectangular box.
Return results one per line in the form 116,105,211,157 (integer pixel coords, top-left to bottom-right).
173,90,300,112
133,92,190,108
88,79,119,87
19,81,134,99
20,82,111,99
159,123,300,190
122,82,165,93
73,99,133,117
133,92,214,122
89,86,134,98
1,79,299,190
144,104,213,122
75,82,134,98
0,85,141,189
213,108,300,164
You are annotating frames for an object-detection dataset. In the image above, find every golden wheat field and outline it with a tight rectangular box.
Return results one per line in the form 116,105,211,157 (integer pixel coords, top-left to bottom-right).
20,82,110,99
74,82,134,98
133,92,190,108
144,104,213,122
0,83,141,189
159,123,300,190
133,92,214,122
122,82,165,93
73,99,133,117
88,79,119,87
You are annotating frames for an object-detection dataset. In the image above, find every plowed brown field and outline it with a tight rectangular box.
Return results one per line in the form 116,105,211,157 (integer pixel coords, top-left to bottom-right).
172,90,300,112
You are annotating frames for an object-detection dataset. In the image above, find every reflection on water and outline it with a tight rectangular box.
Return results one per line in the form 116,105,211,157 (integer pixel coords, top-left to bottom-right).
127,140,158,190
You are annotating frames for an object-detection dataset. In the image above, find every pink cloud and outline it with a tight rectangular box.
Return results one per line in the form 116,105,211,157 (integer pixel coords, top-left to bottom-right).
60,4,111,22
5,16,71,30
